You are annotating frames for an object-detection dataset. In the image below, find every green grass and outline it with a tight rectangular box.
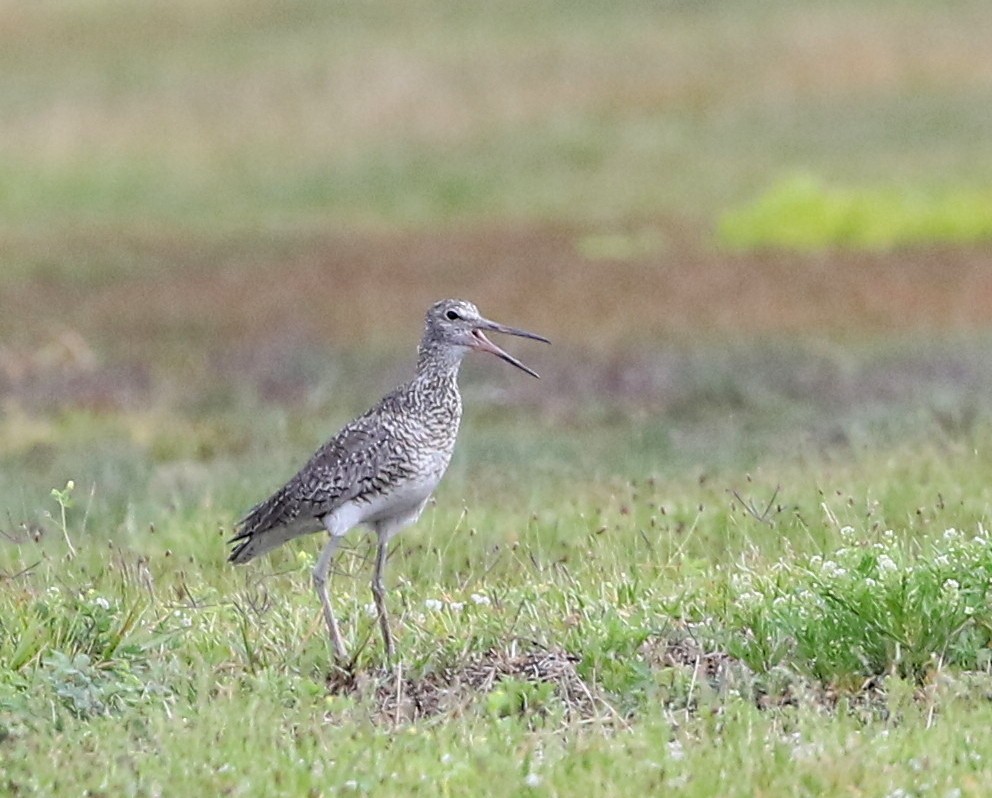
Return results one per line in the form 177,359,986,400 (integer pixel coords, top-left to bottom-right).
719,174,992,251
3,0,992,239
6,350,992,793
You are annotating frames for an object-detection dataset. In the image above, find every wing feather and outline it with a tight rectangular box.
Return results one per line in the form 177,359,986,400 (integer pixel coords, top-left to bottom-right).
228,407,396,563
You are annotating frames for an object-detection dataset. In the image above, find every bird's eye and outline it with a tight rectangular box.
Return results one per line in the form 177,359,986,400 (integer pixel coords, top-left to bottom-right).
445,310,460,321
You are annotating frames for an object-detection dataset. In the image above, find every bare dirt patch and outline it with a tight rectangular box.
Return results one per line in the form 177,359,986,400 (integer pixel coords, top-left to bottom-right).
326,645,604,725
321,632,992,728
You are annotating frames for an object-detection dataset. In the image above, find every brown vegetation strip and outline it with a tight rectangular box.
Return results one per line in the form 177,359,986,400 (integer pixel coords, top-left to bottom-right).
5,223,992,361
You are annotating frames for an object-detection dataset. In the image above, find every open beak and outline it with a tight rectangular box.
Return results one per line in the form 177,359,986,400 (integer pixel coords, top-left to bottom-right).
470,318,550,379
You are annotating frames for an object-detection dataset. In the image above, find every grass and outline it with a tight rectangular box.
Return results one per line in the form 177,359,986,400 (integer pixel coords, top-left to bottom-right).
3,0,992,236
6,413,992,794
719,174,992,251
6,338,992,794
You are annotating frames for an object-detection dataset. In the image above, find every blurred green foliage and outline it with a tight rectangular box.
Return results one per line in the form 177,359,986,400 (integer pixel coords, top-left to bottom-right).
720,174,992,250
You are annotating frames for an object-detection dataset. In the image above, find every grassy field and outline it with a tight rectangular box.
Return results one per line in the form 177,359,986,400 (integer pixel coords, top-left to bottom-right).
5,1,992,795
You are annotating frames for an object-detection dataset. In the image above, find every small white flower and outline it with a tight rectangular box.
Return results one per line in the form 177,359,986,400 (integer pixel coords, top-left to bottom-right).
822,560,847,577
424,599,444,611
363,603,377,618
440,753,453,765
840,525,855,538
470,593,491,606
93,597,110,610
944,528,959,540
667,740,685,761
877,555,897,573
524,773,541,788
943,579,960,592
343,779,359,790
449,602,464,612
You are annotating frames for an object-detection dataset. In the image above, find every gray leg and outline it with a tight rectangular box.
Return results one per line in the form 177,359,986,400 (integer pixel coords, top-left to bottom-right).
313,535,348,661
371,536,395,662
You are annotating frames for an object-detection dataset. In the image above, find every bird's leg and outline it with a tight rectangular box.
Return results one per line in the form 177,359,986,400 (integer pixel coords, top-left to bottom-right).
313,535,348,661
371,536,395,663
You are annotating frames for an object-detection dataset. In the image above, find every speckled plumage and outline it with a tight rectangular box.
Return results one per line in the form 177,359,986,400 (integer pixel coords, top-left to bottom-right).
228,299,548,662
228,355,462,564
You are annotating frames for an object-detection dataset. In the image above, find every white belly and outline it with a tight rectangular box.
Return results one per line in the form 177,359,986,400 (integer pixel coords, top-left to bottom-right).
322,471,443,539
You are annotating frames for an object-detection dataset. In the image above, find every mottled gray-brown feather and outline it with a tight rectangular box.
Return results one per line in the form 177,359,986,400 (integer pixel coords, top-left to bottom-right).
228,377,460,563
228,407,395,562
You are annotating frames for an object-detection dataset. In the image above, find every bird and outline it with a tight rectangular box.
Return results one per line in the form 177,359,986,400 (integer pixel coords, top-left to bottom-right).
228,299,549,662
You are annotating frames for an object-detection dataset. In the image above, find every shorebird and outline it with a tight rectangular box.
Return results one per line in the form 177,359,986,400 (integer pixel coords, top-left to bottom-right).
228,299,549,662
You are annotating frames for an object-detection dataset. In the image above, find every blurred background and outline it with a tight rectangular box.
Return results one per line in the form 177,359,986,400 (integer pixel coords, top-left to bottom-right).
3,0,992,530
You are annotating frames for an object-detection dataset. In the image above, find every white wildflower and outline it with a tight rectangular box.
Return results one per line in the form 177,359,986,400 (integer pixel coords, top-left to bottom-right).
470,593,491,606
524,773,542,788
93,596,110,610
944,528,959,540
440,753,453,765
821,560,847,577
363,603,377,618
424,599,444,611
877,555,897,573
667,740,685,761
943,579,960,593
449,602,464,612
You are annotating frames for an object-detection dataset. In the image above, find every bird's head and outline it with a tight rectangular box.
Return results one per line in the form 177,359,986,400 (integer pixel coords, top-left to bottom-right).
422,299,550,378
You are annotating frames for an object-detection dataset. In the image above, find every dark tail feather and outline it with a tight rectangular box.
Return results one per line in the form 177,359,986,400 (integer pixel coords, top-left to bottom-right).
228,492,320,564
227,528,254,564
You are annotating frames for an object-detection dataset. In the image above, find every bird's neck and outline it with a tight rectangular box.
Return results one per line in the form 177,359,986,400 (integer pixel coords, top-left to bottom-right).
415,342,467,382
